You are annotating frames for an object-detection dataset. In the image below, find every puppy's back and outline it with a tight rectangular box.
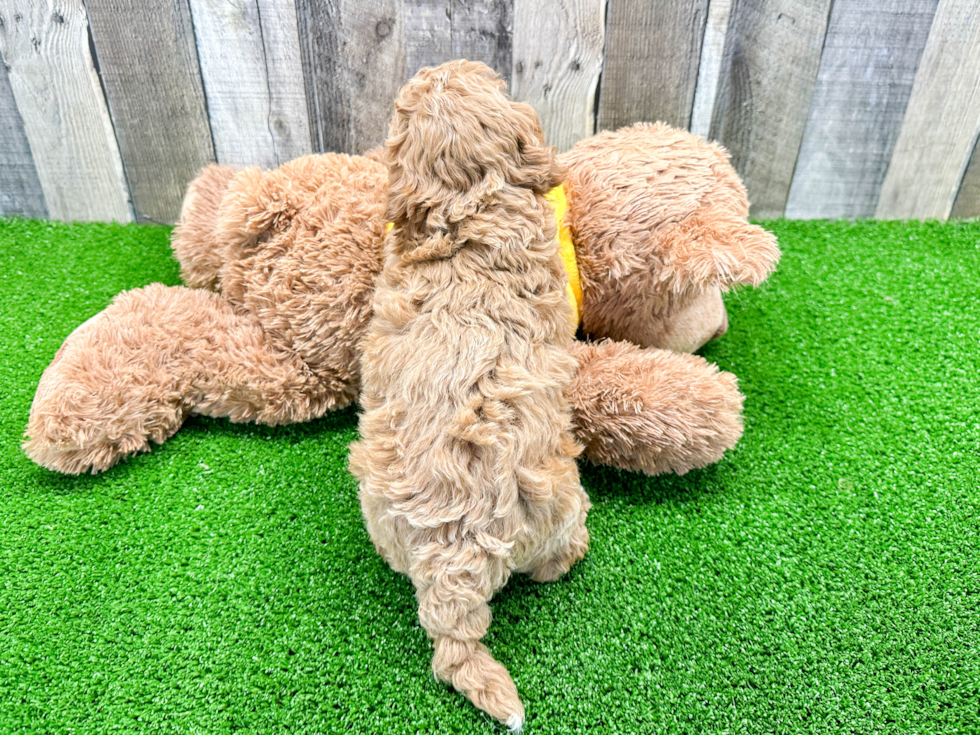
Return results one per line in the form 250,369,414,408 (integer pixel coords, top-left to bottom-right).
349,60,589,729
358,185,580,524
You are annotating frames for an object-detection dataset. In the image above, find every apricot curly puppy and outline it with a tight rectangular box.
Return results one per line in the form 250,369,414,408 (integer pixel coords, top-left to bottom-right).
348,61,590,729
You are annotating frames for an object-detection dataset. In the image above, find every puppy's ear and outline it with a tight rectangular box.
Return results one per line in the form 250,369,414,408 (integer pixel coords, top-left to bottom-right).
384,76,503,228
511,101,562,193
385,61,561,229
383,95,452,226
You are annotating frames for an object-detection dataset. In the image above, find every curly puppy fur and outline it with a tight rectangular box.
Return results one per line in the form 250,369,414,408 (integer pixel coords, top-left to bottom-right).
348,61,590,729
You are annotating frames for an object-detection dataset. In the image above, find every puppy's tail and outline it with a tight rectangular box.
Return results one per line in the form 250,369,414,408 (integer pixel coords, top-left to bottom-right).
415,548,525,731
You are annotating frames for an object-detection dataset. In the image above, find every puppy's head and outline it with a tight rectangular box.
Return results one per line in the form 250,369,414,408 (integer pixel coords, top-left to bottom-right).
385,60,560,237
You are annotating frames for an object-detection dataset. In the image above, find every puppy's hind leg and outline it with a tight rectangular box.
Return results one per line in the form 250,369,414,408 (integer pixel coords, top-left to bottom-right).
530,523,589,583
413,546,525,731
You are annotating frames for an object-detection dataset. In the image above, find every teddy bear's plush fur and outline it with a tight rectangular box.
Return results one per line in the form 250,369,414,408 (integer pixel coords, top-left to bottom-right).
24,81,778,479
25,154,388,474
562,123,776,352
350,61,589,728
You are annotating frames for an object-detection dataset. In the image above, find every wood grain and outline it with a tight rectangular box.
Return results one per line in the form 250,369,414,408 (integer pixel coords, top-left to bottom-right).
449,0,512,84
405,0,453,77
597,0,709,132
876,0,980,219
785,0,939,219
710,0,833,218
0,0,129,222
404,0,514,83
296,0,405,154
511,0,605,152
0,56,47,217
690,0,732,139
189,0,312,168
951,136,980,219
85,0,214,224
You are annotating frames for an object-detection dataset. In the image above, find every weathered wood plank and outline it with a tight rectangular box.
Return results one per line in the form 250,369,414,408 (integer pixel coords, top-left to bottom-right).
296,0,405,154
785,0,939,219
690,0,732,139
951,136,980,219
405,0,453,78
511,0,605,152
404,0,513,83
710,0,833,218
85,0,214,224
189,0,312,168
597,0,709,132
0,56,47,218
876,0,980,219
0,0,129,222
450,0,512,84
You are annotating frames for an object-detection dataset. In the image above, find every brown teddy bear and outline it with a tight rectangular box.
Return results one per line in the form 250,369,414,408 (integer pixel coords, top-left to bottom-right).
24,123,779,478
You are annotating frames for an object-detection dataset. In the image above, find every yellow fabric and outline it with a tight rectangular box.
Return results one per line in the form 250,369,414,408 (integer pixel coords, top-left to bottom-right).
383,184,582,330
544,184,583,330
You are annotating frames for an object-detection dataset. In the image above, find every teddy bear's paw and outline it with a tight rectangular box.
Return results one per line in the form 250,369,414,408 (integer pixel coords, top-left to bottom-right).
24,374,182,475
23,432,153,475
22,299,187,475
568,340,745,476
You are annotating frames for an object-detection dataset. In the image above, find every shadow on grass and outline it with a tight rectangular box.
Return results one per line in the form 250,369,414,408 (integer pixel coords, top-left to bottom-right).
579,459,729,507
184,404,361,442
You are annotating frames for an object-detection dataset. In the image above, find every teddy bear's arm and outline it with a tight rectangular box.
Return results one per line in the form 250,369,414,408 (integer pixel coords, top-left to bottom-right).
24,283,335,475
567,340,744,475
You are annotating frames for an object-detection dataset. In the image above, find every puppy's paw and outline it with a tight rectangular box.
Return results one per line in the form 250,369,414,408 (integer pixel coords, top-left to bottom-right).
530,525,589,582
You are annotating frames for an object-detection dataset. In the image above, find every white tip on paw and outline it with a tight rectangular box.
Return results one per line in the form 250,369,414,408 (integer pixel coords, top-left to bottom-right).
505,713,524,733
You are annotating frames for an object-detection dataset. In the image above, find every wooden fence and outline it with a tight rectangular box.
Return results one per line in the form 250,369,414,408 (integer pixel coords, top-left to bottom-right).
1,0,979,224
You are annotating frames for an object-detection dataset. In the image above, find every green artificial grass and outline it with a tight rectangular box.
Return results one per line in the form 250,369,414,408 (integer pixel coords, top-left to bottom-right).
1,216,979,734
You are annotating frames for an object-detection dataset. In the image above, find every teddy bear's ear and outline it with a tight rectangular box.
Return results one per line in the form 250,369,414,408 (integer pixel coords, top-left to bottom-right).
214,166,288,253
657,214,781,291
362,146,386,164
214,155,330,251
560,122,781,294
172,163,239,290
